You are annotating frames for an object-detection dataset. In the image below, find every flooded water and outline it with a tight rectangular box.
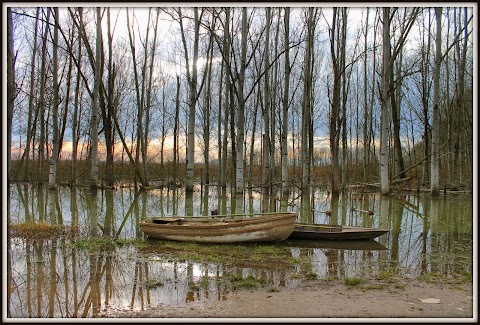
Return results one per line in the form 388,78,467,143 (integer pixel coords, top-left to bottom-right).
5,183,473,318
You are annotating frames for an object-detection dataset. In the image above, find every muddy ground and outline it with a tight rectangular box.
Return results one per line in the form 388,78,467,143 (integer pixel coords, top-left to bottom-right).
106,279,475,321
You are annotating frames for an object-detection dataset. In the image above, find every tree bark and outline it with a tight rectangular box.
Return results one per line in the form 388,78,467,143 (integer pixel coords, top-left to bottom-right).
22,8,40,181
72,7,83,185
48,7,60,188
430,7,442,195
173,76,181,184
380,7,391,195
179,7,200,193
7,7,15,184
235,7,248,201
329,8,345,195
302,8,315,194
90,7,102,188
38,9,51,183
281,7,291,198
362,8,369,183
262,8,272,196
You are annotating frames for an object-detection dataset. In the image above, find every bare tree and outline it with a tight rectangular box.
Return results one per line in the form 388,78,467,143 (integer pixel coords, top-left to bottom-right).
20,8,40,181
380,7,418,194
7,7,15,184
281,7,291,199
328,7,347,194
90,7,102,188
234,7,248,202
380,7,392,194
38,8,51,183
48,7,60,188
178,7,201,193
430,7,442,195
262,8,272,197
71,8,82,185
301,8,317,195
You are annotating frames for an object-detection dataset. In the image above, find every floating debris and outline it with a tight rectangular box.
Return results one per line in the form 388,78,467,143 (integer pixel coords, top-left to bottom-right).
420,298,441,304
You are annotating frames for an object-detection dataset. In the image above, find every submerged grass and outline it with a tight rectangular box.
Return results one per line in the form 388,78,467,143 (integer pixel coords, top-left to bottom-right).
148,241,297,268
70,237,147,252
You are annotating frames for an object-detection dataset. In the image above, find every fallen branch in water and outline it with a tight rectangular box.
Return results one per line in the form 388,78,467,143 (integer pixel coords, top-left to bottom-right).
351,208,374,215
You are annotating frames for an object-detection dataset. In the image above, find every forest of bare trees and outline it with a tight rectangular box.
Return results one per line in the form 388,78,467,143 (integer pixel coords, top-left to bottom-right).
6,6,474,196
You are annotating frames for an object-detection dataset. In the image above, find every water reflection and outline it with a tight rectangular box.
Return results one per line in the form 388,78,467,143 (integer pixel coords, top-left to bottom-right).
6,184,473,318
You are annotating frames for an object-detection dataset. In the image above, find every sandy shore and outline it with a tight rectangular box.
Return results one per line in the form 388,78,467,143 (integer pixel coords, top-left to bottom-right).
105,279,475,321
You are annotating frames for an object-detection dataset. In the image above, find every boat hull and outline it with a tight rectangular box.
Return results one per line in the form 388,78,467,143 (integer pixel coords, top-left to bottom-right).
140,213,297,243
289,223,389,241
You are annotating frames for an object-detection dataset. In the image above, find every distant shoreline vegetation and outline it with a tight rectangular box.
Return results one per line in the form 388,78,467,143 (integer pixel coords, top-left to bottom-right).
8,158,472,193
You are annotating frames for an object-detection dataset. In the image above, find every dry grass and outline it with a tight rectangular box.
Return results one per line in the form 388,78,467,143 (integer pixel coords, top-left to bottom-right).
8,222,79,240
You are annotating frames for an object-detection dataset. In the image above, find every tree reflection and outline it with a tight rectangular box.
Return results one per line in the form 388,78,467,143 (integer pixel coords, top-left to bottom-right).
6,186,473,318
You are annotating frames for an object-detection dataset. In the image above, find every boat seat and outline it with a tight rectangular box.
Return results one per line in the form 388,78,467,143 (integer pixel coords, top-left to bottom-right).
152,218,185,225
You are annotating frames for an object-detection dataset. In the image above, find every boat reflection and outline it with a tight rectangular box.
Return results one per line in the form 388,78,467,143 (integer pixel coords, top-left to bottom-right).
6,184,473,318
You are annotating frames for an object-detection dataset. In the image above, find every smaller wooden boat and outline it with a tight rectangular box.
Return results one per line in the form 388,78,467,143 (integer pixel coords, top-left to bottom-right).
140,212,297,243
284,239,388,250
289,223,389,241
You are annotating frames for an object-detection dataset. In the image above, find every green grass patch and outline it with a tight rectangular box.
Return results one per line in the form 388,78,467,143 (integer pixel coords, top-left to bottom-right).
345,277,366,286
377,271,396,280
394,284,406,290
360,284,386,291
227,274,266,290
70,236,146,252
267,286,281,292
304,271,318,280
70,237,116,251
417,272,442,284
115,238,147,248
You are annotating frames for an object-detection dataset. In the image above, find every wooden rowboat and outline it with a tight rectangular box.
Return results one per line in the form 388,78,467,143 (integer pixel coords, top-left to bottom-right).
288,223,389,241
140,212,297,243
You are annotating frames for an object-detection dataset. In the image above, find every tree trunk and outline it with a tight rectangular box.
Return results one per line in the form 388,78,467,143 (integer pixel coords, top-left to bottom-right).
101,8,115,187
453,8,468,187
249,89,261,188
329,8,344,195
380,7,391,195
90,7,102,188
340,8,348,191
173,76,181,184
22,8,40,181
302,8,315,194
38,9,51,183
235,7,248,203
362,8,369,183
7,7,15,185
127,8,149,187
72,8,83,185
48,7,60,188
262,8,272,196
430,7,442,195
220,8,231,190
281,7,291,198
179,8,200,193
143,9,161,186
203,18,215,186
